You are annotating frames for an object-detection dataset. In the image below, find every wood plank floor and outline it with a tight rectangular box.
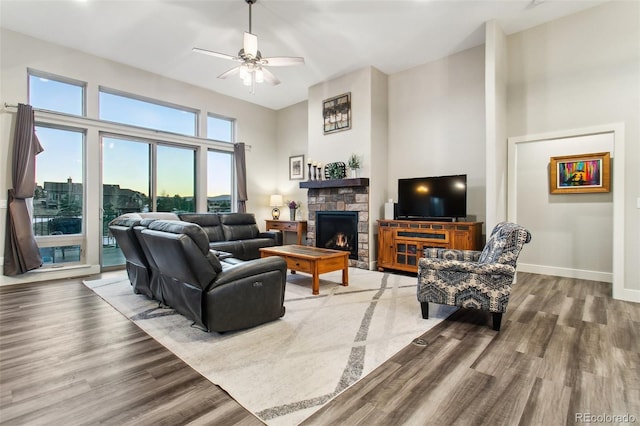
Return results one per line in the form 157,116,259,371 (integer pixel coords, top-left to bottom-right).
1,272,638,425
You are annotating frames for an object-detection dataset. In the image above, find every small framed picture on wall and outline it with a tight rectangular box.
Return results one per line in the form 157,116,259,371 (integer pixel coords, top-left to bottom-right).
289,155,304,180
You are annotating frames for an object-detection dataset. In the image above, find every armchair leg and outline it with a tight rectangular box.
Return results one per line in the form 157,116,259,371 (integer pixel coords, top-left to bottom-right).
492,312,503,331
420,302,429,319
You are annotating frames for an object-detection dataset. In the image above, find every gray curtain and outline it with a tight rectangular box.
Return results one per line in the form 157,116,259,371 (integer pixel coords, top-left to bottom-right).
4,104,44,276
234,142,247,213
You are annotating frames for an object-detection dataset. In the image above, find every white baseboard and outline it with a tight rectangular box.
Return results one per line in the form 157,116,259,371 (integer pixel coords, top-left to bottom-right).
517,263,613,283
0,264,100,286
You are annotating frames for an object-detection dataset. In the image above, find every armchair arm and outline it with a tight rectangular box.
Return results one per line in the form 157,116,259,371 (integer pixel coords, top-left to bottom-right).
259,231,283,246
423,248,481,262
419,257,515,277
210,256,287,289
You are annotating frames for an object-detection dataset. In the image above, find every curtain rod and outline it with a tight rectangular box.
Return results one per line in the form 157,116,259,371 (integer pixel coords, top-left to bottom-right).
2,102,251,150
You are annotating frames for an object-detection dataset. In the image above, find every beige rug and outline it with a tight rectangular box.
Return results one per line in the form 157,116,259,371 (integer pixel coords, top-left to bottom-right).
84,268,455,425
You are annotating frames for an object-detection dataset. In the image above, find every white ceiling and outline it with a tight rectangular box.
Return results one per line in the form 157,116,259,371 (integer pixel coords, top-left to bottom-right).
1,0,607,110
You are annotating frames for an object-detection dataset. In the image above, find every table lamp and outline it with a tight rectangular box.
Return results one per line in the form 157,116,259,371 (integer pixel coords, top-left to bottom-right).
270,194,283,220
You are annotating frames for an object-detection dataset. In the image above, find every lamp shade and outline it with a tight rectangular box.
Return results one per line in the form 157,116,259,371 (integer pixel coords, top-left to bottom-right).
269,194,283,207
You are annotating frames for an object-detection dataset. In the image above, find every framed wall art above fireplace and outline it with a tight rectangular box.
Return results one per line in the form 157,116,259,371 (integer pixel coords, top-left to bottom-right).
323,92,351,134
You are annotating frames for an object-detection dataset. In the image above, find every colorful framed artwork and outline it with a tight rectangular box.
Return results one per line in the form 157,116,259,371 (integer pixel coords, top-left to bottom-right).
323,92,351,134
549,152,611,194
289,155,304,180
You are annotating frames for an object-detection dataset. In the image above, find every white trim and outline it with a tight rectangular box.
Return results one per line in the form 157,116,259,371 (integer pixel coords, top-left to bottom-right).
518,263,612,283
508,123,629,301
0,264,99,286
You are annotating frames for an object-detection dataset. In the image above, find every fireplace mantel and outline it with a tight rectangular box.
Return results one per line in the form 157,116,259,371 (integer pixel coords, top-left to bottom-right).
299,178,369,189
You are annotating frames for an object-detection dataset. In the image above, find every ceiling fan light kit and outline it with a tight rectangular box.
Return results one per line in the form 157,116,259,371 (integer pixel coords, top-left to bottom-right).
193,0,304,94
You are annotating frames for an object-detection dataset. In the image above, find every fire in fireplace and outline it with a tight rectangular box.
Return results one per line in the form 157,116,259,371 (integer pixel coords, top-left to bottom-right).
316,211,358,260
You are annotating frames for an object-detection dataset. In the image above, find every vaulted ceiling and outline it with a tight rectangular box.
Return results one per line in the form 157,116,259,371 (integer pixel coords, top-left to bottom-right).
1,0,607,110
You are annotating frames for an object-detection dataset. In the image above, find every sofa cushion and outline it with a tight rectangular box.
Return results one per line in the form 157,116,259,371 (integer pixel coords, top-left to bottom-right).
219,213,259,241
179,213,225,242
147,220,222,272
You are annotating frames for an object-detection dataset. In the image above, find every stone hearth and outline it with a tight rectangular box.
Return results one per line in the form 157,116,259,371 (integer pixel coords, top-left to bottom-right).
301,178,369,269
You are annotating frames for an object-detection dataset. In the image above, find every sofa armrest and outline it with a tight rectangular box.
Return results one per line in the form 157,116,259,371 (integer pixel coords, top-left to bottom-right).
418,257,515,277
259,231,282,246
210,256,287,289
423,248,481,261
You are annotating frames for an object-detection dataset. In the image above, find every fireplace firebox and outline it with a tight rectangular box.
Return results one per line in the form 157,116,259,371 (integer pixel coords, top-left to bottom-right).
316,211,358,260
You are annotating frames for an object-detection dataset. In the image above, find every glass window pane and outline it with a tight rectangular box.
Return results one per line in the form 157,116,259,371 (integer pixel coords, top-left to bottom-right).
39,245,81,265
207,115,233,142
102,136,151,267
33,126,84,237
156,145,195,213
207,150,232,213
29,72,84,116
99,90,197,136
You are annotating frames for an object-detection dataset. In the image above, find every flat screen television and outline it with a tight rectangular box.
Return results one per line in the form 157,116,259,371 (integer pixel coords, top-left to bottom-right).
397,174,467,221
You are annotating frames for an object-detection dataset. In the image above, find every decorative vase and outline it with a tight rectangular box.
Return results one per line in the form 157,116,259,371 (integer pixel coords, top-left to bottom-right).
289,208,297,220
350,169,359,178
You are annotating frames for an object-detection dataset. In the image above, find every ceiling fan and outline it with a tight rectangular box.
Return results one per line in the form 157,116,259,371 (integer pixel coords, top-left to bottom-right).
192,0,304,92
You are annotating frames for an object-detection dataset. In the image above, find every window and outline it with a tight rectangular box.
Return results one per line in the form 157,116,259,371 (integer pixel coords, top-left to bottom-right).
99,88,197,136
156,145,196,213
207,150,233,213
33,125,85,265
28,70,85,116
207,114,234,142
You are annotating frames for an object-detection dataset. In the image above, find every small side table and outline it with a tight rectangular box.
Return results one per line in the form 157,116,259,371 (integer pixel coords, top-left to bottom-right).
265,220,308,246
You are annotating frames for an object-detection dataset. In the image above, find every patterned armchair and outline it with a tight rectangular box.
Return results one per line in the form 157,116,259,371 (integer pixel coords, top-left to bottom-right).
417,222,531,331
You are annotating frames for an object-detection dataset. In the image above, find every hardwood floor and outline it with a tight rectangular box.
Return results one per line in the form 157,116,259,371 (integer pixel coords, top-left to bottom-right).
1,272,638,425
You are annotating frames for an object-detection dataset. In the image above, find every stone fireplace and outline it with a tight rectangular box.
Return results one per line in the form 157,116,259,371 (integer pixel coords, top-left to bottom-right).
316,211,358,260
302,178,369,269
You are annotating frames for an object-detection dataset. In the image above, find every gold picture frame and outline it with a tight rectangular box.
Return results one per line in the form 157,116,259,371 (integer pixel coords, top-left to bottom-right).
323,92,351,134
549,152,611,194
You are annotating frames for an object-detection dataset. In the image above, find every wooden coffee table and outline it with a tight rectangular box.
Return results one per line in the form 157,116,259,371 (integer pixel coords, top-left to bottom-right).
259,245,349,295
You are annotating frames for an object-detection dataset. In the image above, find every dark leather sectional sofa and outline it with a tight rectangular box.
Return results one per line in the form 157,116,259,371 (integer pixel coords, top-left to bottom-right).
109,212,287,332
177,213,282,260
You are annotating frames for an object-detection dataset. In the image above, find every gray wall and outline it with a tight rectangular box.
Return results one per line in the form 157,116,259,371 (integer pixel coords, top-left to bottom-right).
507,2,639,294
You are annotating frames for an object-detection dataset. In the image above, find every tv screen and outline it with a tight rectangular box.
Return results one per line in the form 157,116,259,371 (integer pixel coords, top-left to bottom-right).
397,174,467,220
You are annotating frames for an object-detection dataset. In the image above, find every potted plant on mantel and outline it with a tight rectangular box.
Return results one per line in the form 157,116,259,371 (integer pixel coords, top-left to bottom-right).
347,153,361,178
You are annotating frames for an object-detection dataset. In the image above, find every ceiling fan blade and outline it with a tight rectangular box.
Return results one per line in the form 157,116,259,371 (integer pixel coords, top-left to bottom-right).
192,47,238,61
217,66,241,80
260,56,305,67
261,67,280,86
243,32,258,58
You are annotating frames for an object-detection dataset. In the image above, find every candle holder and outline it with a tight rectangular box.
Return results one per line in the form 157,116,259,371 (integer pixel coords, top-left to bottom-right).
313,165,318,180
307,163,312,181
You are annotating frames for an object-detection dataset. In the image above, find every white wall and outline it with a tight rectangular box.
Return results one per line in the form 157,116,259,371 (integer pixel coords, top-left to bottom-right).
275,100,309,238
485,20,508,231
0,29,279,284
513,133,614,281
308,67,373,173
507,2,640,295
387,45,487,226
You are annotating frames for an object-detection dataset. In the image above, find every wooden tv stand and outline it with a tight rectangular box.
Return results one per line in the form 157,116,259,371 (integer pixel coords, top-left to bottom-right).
377,219,483,273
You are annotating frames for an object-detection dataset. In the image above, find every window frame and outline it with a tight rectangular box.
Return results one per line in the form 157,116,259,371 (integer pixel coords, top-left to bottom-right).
33,122,87,267
207,113,236,143
98,86,200,137
28,68,87,116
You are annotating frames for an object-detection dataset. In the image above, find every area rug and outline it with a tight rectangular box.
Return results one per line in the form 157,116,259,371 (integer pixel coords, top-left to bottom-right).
84,268,455,425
